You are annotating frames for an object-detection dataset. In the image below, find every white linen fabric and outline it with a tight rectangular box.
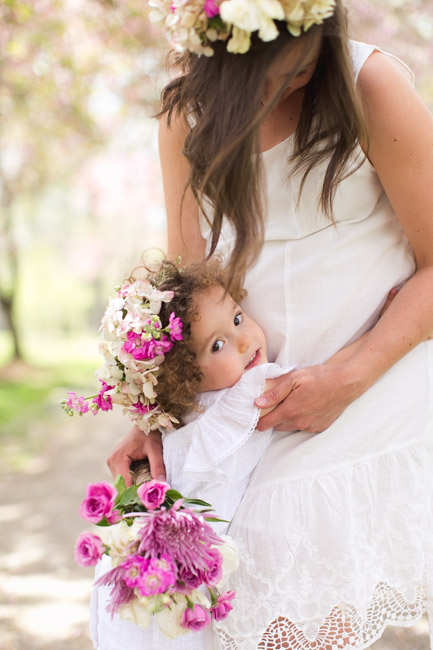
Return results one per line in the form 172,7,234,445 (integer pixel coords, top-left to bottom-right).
207,42,433,649
90,363,292,649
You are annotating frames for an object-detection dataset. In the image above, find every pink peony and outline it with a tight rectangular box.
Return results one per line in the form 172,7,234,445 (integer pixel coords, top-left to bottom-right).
137,479,170,510
74,531,105,567
181,604,211,631
167,312,183,341
137,555,177,596
79,481,120,524
210,590,236,621
120,554,150,589
203,0,219,18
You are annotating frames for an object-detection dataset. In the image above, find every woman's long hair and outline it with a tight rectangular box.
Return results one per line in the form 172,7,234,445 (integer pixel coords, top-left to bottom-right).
157,0,367,292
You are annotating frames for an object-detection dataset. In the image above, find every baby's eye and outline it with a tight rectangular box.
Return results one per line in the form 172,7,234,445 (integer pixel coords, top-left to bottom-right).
234,312,243,326
211,339,224,353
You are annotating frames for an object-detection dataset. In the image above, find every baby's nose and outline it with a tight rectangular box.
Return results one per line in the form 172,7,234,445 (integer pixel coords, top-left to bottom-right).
237,333,251,353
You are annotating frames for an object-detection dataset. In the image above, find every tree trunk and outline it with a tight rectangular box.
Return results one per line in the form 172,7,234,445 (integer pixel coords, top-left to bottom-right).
0,293,22,361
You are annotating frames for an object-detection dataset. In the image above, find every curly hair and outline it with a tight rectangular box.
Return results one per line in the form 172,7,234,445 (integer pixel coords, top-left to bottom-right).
129,258,232,425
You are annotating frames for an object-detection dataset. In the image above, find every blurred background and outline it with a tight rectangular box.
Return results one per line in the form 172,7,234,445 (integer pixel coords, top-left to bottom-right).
0,1,432,648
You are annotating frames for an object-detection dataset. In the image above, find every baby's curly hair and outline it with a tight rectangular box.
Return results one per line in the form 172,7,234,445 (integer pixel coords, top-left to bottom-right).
129,257,235,425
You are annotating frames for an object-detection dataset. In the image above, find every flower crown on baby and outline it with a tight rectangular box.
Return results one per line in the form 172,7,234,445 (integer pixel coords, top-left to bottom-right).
149,0,336,57
62,279,183,434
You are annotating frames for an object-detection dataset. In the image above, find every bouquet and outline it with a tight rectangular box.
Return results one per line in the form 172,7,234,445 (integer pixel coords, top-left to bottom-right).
62,279,182,433
75,475,238,637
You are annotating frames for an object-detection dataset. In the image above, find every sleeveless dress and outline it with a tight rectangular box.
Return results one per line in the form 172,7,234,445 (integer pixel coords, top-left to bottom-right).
209,42,433,650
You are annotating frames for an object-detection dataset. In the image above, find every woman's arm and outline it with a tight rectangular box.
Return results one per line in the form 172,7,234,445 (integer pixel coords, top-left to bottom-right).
107,115,205,484
158,113,205,262
257,52,433,433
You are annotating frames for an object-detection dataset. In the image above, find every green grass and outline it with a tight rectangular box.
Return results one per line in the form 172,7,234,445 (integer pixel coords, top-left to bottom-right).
0,331,101,432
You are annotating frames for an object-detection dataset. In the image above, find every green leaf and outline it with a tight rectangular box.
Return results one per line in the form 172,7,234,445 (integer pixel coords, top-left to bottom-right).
96,516,111,527
183,498,212,507
114,475,127,499
204,517,231,523
166,488,183,501
117,484,139,506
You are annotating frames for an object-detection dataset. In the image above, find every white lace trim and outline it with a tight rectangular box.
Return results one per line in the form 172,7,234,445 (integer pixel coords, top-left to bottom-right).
216,582,427,649
213,442,433,649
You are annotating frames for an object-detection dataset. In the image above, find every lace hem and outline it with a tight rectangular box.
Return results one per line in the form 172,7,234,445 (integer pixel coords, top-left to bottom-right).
215,582,428,650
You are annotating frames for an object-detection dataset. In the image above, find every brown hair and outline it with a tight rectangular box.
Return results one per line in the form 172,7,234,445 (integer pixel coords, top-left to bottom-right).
157,0,367,293
130,258,229,424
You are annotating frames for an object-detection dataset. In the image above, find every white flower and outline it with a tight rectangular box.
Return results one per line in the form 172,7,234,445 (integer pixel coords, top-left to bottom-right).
119,596,152,630
101,520,142,563
154,594,190,638
227,25,251,53
217,535,239,588
155,590,211,638
221,0,283,42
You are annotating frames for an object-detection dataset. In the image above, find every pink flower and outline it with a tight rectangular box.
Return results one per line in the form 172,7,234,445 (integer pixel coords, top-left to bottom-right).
74,531,104,567
137,507,221,576
79,481,120,524
204,547,223,586
65,392,89,414
210,590,236,621
153,334,173,356
137,555,177,596
137,479,170,509
167,312,183,341
123,331,157,360
95,565,135,615
204,0,219,18
120,554,150,589
92,381,113,412
177,566,206,591
132,402,156,415
181,604,211,631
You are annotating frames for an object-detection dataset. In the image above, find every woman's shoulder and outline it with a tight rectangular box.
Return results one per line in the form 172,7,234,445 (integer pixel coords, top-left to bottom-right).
353,42,415,92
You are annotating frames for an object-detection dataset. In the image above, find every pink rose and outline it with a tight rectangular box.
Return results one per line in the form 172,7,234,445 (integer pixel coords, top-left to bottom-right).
210,590,236,621
74,531,104,567
204,547,223,586
79,481,120,524
177,566,206,591
181,604,211,631
137,479,170,510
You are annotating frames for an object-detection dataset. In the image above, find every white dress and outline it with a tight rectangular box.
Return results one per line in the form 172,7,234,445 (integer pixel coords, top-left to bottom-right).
90,363,293,650
209,42,433,650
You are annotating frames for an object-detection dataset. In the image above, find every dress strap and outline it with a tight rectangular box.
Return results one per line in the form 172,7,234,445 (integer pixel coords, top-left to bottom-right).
349,40,415,86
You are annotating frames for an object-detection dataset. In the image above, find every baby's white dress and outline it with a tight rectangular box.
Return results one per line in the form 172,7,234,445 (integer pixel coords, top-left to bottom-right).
90,363,292,650
209,42,433,650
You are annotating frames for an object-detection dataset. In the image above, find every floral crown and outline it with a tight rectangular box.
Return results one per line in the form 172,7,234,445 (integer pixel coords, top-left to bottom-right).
149,0,335,56
62,279,183,434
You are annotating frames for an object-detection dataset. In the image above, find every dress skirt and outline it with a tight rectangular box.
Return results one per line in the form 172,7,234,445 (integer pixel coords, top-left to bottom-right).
215,341,433,649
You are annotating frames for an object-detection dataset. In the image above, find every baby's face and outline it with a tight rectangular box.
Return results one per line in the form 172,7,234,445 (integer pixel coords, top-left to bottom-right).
190,285,268,392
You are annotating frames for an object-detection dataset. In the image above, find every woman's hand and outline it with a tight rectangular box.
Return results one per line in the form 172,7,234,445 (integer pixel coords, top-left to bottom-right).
107,426,166,487
256,363,359,433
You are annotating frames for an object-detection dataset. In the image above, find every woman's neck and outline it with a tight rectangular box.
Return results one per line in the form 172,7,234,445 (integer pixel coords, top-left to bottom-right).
260,88,305,153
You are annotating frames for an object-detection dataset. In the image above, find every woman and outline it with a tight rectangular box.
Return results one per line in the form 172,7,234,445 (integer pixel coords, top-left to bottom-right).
107,1,433,647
